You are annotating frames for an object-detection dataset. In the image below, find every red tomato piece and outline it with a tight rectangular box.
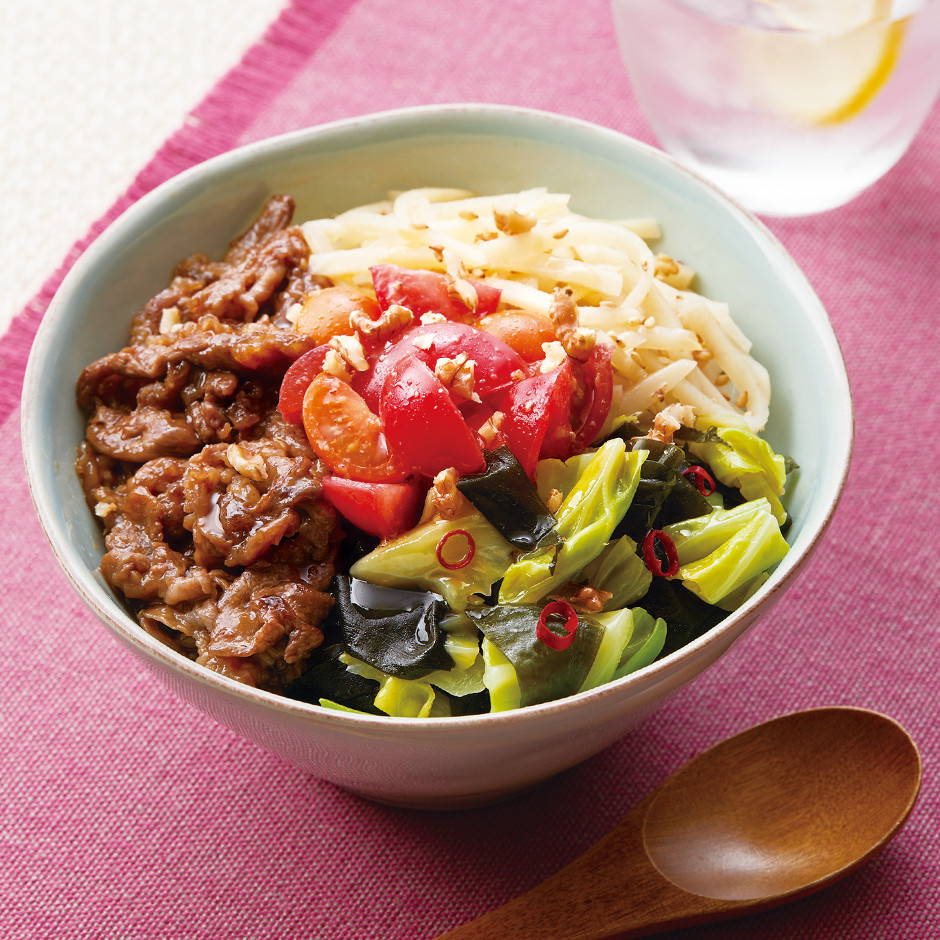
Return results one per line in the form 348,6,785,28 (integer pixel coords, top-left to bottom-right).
321,476,424,539
370,264,501,322
571,343,614,452
302,373,405,482
278,344,330,425
499,359,574,477
356,320,527,412
380,355,486,478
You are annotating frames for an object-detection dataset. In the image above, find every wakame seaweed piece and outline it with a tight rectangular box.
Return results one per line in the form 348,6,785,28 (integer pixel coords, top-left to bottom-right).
282,643,384,715
333,576,454,680
468,604,604,708
456,445,559,550
615,440,713,541
640,577,727,657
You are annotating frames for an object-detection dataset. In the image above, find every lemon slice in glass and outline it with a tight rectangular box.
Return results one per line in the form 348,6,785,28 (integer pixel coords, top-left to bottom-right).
742,1,907,125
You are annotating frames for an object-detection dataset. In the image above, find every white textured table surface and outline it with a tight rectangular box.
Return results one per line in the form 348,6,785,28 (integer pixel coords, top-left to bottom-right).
0,0,286,337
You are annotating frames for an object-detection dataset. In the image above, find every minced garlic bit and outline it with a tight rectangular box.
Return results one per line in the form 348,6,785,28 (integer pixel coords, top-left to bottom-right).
435,353,480,402
94,500,117,519
159,305,182,335
225,443,268,482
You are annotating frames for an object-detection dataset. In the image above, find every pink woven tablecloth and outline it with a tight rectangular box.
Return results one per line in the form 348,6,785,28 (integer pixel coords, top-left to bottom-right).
3,1,938,937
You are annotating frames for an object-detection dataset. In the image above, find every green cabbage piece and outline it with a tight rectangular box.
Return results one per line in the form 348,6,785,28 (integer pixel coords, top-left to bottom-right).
668,505,789,606
578,535,652,610
350,503,514,611
612,608,667,679
481,638,521,712
663,498,775,564
498,440,646,605
475,602,663,711
689,416,789,524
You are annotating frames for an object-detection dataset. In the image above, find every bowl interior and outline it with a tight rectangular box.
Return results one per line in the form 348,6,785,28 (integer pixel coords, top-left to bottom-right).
23,105,852,726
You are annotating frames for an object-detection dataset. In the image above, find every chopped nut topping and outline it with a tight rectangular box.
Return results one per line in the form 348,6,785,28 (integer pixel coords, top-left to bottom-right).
323,333,369,381
477,410,505,448
458,210,478,221
351,302,414,344
648,404,694,443
546,488,563,514
736,390,749,409
549,583,613,613
539,340,568,373
428,467,465,520
435,353,480,402
714,372,730,387
548,287,595,361
225,443,268,482
493,206,537,235
443,248,479,312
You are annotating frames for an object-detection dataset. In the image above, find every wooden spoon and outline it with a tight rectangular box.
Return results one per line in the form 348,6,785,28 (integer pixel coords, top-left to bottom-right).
434,706,921,939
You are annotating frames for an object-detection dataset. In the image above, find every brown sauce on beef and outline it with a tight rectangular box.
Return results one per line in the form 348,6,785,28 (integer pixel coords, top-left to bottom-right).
75,196,340,692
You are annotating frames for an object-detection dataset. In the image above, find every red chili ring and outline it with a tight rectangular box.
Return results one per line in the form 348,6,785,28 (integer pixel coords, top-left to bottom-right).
436,528,476,570
682,465,716,497
537,600,579,651
643,529,679,578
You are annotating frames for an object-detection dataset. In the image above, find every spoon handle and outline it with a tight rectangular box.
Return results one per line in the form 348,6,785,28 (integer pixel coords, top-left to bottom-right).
432,802,736,940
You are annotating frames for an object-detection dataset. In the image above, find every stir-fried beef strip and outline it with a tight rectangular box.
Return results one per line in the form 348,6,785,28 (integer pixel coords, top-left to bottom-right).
75,196,340,692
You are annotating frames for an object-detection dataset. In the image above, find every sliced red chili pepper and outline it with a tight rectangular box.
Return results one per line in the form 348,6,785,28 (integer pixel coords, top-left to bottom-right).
536,600,579,651
643,529,679,577
436,529,476,570
682,465,716,497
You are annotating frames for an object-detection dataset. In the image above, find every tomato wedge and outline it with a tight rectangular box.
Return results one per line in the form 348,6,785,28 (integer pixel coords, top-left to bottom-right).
321,476,423,539
302,373,405,482
370,264,501,322
380,355,486,478
278,344,330,424
499,359,574,477
571,343,614,453
356,320,527,412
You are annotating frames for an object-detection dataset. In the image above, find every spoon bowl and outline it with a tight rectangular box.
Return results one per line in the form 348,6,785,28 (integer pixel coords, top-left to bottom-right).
435,707,921,939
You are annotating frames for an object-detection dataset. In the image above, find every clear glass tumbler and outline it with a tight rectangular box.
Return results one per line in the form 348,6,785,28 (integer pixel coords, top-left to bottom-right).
611,0,940,216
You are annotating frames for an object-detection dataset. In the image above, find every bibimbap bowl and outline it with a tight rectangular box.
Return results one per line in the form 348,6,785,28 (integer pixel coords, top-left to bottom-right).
22,105,852,809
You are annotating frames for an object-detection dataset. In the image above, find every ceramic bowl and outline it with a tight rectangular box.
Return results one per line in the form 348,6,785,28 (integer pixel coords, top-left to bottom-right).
22,105,852,809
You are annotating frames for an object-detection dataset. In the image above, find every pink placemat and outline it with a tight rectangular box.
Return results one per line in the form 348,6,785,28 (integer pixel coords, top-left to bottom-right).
3,1,938,937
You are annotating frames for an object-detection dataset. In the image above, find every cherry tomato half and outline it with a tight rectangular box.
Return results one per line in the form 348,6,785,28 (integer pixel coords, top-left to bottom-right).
278,344,330,425
302,373,405,482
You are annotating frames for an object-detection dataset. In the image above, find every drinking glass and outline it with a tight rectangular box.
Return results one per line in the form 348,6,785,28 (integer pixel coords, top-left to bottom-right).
611,0,940,215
